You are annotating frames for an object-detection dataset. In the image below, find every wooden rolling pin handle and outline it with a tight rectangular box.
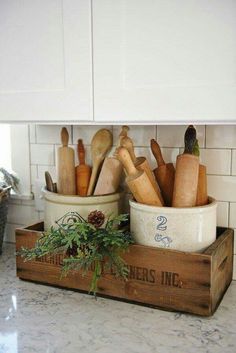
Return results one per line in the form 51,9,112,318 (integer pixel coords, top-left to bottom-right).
150,139,165,167
117,147,138,176
121,136,136,163
119,125,129,141
61,127,69,147
77,139,85,165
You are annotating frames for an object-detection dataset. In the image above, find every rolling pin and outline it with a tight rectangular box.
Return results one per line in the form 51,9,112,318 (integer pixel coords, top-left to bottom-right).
196,165,208,206
150,139,175,206
119,125,129,145
172,125,199,207
117,147,163,206
121,136,164,205
57,127,76,195
194,140,208,206
76,139,91,196
93,127,127,196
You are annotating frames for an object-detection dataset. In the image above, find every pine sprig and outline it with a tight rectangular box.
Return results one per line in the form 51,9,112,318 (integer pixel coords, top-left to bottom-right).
18,212,133,295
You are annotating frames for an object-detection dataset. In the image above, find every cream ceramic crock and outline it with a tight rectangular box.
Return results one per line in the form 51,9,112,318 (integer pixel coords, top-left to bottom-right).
42,188,124,231
130,197,217,252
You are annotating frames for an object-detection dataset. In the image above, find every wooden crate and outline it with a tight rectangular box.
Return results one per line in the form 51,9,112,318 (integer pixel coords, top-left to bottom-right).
15,223,234,316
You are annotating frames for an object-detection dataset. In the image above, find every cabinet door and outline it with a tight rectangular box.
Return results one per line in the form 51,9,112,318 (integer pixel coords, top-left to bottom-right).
93,0,236,123
0,0,92,122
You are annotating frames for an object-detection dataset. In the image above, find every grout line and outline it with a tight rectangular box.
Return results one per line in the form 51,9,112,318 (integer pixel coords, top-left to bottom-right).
230,149,233,175
71,125,74,145
228,202,231,228
34,124,37,144
204,125,206,148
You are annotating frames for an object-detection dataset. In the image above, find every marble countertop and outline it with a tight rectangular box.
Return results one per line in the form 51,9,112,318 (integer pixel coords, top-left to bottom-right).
0,243,236,353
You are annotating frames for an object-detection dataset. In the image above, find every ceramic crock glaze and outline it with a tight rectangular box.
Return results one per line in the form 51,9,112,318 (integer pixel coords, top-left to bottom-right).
130,197,217,252
42,188,124,231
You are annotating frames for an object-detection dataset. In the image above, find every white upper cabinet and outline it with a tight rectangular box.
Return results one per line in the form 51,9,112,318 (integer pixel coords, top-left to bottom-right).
0,0,92,122
93,0,236,123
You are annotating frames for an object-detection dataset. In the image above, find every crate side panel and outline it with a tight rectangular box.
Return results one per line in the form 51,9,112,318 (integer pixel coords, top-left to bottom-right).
211,229,234,313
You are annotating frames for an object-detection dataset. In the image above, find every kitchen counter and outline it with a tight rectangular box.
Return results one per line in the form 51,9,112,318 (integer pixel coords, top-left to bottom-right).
0,243,236,353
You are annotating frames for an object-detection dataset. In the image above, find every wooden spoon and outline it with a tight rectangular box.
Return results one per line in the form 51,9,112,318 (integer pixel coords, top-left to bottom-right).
87,129,113,196
94,126,126,196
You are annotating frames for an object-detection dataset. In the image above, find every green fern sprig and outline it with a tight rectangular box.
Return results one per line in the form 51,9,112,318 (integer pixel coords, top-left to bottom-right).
18,212,133,295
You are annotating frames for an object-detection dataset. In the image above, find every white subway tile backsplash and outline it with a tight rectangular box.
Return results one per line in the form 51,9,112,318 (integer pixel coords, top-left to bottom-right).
200,149,231,175
30,165,38,185
113,125,156,147
232,150,236,176
30,144,55,165
156,125,205,148
73,125,112,145
29,124,36,143
37,165,57,181
229,203,236,229
206,125,236,148
36,125,72,144
207,176,236,202
217,202,229,227
160,148,180,166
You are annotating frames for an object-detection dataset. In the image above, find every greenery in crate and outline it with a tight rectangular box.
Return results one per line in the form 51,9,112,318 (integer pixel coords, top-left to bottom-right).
19,211,133,294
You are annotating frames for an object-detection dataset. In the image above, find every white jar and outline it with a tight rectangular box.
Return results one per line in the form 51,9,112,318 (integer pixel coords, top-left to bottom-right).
130,197,217,252
42,188,124,231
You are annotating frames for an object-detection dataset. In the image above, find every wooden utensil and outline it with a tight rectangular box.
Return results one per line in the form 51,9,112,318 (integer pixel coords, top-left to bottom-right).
75,139,91,196
57,127,76,195
117,147,163,206
193,139,208,206
93,156,123,196
119,125,129,144
87,129,113,196
150,139,175,206
172,125,199,207
121,136,164,205
45,171,57,193
196,164,208,206
94,126,128,196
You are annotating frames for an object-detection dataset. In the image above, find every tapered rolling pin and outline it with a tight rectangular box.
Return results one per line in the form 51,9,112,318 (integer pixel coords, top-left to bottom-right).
172,125,199,207
94,127,126,196
57,127,76,195
193,140,208,206
150,139,175,206
121,136,164,205
117,147,163,206
76,139,91,196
